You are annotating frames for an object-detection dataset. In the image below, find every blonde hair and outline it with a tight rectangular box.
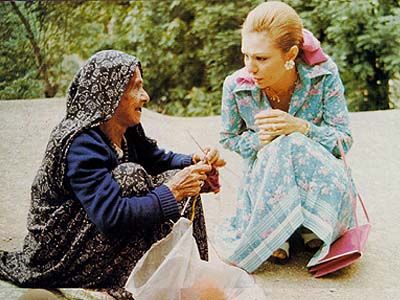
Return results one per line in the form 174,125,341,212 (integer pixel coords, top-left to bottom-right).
242,1,303,53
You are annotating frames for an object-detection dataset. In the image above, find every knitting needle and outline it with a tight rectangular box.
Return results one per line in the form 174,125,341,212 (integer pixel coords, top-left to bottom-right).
185,130,210,164
185,130,240,178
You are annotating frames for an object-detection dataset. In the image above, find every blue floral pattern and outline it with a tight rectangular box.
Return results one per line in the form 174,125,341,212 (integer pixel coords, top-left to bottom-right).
215,58,355,272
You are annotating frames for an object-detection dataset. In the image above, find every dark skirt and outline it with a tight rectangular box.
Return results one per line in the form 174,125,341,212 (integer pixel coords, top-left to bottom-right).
0,163,208,299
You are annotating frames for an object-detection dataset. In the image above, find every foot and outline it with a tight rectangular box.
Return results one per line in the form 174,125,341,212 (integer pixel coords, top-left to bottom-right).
269,241,290,265
300,228,322,250
305,238,323,250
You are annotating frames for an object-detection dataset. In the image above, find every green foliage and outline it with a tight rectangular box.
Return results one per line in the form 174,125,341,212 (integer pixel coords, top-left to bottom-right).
114,0,258,115
0,3,42,99
1,0,399,114
290,0,400,111
0,74,44,100
0,1,114,99
163,88,221,117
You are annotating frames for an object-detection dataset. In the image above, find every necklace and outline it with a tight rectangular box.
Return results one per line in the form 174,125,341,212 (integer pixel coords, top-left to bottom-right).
103,134,129,163
264,70,299,103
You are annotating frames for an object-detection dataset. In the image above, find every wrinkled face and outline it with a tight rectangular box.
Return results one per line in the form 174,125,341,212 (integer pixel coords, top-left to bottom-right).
241,31,289,89
113,68,150,127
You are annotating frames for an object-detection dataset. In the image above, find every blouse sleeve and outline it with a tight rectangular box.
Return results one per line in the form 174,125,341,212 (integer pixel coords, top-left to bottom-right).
126,125,193,175
138,144,193,175
306,68,353,156
219,76,262,159
66,132,180,236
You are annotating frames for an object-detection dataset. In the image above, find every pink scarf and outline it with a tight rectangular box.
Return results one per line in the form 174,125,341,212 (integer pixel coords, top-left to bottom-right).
300,28,328,65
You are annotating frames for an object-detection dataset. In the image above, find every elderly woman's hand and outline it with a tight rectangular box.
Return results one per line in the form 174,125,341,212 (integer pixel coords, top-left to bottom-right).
192,147,226,167
254,109,309,142
165,163,212,201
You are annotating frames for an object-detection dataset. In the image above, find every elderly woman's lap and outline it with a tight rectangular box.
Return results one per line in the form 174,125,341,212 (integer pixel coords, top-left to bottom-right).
111,162,178,197
112,162,208,260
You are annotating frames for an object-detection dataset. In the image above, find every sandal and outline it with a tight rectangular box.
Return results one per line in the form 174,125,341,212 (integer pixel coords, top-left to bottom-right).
269,241,290,265
300,229,323,251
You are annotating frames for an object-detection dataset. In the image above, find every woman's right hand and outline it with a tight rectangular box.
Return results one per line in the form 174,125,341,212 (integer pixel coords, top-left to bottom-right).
257,130,277,145
255,109,309,142
165,163,211,201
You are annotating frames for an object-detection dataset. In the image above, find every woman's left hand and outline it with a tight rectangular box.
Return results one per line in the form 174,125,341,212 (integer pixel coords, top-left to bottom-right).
254,109,309,137
192,147,226,167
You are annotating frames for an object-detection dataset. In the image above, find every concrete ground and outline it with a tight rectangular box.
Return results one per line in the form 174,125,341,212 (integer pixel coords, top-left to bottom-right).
0,98,399,299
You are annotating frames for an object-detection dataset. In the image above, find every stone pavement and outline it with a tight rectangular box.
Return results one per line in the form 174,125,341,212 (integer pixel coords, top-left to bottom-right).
0,98,399,299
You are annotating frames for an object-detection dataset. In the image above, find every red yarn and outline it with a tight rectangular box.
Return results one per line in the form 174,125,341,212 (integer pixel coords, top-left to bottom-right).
201,166,221,194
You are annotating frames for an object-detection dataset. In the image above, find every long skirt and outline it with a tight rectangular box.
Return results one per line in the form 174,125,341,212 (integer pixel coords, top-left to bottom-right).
214,133,354,272
0,163,208,299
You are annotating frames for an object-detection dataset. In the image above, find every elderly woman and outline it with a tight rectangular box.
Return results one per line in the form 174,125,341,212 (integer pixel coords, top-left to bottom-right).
0,50,224,299
215,1,355,272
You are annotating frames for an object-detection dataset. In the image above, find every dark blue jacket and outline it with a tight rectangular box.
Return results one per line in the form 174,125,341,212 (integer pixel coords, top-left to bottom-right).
66,126,192,236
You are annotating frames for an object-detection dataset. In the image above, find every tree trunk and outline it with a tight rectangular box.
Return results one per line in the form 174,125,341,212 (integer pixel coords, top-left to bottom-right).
362,52,390,111
10,2,58,97
365,77,390,111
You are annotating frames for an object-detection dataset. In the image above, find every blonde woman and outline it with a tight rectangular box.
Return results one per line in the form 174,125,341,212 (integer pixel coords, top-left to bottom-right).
217,1,355,272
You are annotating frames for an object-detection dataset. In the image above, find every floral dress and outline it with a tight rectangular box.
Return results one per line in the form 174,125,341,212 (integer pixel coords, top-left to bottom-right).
215,57,355,272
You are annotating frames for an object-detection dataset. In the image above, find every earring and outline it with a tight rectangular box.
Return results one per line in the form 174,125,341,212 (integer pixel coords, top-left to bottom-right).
284,60,295,70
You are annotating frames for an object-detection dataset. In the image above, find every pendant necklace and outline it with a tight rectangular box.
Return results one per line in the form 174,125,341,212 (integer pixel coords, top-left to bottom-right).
104,134,129,163
264,70,299,103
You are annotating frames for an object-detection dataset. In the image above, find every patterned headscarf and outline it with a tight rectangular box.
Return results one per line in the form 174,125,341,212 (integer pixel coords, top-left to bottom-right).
31,50,140,208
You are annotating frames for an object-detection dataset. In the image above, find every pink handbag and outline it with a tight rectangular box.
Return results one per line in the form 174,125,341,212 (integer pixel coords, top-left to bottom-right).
309,139,371,278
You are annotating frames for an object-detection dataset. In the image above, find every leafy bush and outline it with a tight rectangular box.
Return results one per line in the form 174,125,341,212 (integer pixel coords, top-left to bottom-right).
1,0,399,114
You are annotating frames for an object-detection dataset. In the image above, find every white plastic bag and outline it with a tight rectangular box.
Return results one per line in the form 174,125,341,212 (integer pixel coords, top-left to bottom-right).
125,218,266,300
